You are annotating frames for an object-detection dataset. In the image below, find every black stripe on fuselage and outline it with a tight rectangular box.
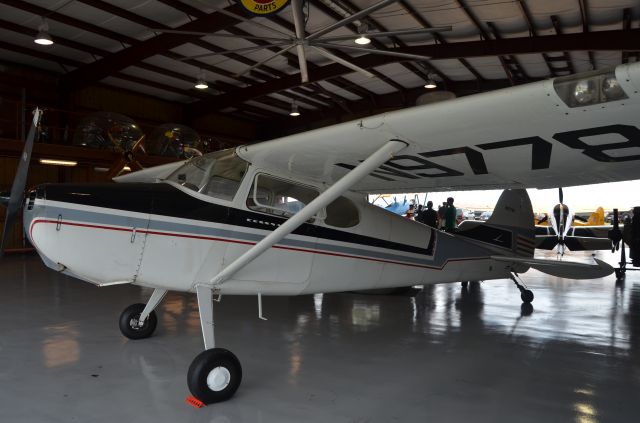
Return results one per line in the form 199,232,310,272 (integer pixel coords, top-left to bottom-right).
455,223,513,249
42,183,431,256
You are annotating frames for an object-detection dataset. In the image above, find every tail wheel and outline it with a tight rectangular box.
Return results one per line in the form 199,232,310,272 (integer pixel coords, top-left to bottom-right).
187,348,242,404
520,289,534,304
119,303,157,339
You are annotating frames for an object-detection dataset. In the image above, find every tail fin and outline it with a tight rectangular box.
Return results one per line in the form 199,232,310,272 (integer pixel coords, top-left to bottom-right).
458,189,535,257
587,207,605,225
486,189,535,257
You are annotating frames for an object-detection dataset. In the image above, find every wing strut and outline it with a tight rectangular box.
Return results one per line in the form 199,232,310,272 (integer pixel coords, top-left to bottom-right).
208,139,408,287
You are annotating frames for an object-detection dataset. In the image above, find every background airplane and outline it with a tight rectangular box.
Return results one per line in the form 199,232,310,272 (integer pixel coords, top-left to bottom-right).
535,188,616,254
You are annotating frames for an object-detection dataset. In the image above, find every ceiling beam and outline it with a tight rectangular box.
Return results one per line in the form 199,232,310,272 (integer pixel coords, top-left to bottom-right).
550,15,576,75
622,8,632,64
61,3,249,90
398,0,482,81
577,0,596,69
189,29,640,116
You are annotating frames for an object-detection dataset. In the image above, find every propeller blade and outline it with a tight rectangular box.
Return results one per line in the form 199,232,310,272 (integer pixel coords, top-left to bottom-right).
559,187,564,204
105,156,128,181
1,108,42,256
131,134,146,153
234,45,295,78
307,0,398,41
291,0,309,83
311,42,431,62
177,43,291,61
311,46,375,78
147,28,289,43
317,27,452,43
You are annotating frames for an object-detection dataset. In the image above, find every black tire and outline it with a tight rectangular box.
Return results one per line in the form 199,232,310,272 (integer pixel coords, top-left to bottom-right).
187,348,242,404
119,303,157,340
461,281,468,288
520,289,534,304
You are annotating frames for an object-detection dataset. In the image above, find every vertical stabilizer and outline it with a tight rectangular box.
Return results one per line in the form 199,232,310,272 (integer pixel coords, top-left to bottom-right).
486,189,535,257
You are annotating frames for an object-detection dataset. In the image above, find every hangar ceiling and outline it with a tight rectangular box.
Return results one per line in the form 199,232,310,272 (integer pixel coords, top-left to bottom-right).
0,0,638,134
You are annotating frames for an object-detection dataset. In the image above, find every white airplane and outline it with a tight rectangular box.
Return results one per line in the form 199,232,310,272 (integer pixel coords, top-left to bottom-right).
3,62,640,405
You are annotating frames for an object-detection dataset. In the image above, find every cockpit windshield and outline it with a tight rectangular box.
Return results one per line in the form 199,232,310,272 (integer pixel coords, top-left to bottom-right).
166,148,248,201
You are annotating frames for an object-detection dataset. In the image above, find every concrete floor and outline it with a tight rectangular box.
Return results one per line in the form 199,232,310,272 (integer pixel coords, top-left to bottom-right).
1,250,639,423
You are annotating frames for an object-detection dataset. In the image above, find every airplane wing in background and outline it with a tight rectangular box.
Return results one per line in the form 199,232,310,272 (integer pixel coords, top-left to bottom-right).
238,63,640,194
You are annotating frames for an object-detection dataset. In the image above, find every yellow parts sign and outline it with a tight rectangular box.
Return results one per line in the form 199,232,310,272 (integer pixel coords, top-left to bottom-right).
239,0,290,15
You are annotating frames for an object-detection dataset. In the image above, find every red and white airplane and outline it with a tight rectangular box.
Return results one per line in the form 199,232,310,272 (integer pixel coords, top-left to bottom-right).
3,62,640,404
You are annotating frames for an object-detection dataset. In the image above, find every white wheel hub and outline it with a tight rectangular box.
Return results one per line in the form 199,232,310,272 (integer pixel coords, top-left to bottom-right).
206,366,231,391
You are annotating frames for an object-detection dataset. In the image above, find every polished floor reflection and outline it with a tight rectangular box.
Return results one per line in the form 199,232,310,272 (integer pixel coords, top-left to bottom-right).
1,250,639,422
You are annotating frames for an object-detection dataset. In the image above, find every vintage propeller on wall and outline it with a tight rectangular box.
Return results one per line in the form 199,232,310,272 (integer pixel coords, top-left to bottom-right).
151,0,450,83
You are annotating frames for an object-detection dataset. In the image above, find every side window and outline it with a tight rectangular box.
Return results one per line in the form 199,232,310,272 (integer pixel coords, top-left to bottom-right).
325,196,360,228
247,174,319,218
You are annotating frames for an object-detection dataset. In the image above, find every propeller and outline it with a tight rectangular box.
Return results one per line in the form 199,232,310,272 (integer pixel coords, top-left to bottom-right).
608,208,623,252
552,187,569,256
1,108,42,256
104,134,146,180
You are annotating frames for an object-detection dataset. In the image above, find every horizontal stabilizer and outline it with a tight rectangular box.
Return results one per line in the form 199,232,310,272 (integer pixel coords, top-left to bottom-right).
563,236,611,251
491,255,613,279
535,235,558,250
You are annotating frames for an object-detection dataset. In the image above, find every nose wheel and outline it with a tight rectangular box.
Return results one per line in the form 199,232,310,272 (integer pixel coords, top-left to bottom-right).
119,303,158,339
118,289,167,340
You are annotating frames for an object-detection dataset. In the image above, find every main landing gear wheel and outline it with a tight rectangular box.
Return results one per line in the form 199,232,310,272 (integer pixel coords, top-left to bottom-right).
187,348,242,404
119,303,157,339
520,289,534,304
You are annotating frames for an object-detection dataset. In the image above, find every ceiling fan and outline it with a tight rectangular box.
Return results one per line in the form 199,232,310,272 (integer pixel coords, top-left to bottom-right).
151,0,451,84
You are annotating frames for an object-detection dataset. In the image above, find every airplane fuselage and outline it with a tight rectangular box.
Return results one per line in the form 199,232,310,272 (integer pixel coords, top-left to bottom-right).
23,181,527,295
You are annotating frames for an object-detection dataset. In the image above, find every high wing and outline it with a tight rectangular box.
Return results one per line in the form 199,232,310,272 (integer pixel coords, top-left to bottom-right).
238,63,640,194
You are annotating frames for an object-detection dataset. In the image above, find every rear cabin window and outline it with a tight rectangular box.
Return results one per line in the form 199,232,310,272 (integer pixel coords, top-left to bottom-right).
247,174,319,218
325,196,359,228
166,149,248,201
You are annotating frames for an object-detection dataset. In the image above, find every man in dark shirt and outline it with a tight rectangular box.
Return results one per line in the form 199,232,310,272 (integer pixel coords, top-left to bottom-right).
444,197,456,232
421,201,439,228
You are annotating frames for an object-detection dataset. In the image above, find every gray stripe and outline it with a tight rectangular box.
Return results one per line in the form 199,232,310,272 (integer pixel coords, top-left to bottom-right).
45,203,491,268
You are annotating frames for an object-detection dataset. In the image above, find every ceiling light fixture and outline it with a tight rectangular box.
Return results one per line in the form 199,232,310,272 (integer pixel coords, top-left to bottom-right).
39,159,77,166
355,23,371,45
289,102,300,117
34,18,54,46
424,74,437,89
194,70,208,89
